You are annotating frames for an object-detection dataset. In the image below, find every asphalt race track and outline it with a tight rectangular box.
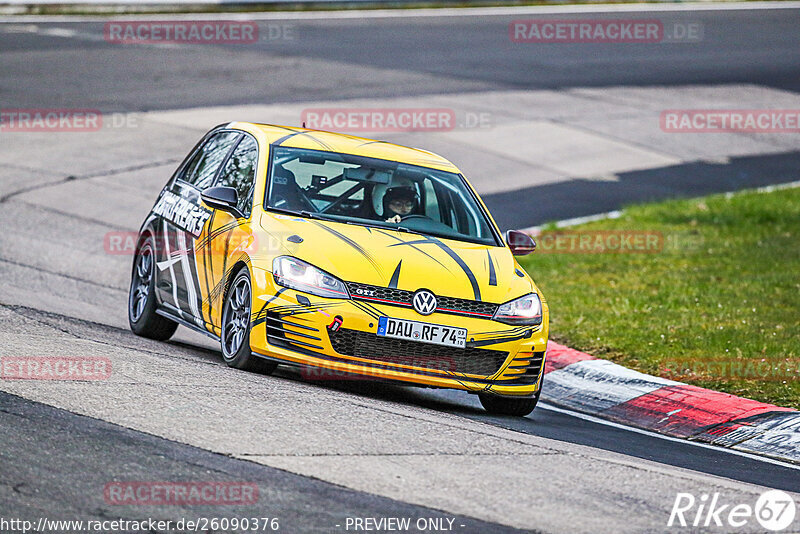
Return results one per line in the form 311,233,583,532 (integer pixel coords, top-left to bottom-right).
1,4,800,533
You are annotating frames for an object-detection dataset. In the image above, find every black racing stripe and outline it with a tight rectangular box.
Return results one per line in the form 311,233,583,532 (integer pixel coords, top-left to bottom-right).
195,220,234,249
196,220,240,250
387,237,436,247
391,236,481,301
282,314,315,323
359,301,385,319
309,221,383,276
352,301,382,320
467,330,533,348
406,156,457,169
345,297,385,317
430,237,481,301
274,317,320,332
201,210,216,324
206,266,231,303
273,125,300,133
487,249,497,286
269,300,339,311
473,325,530,336
282,309,321,318
352,301,382,321
161,224,182,311
273,131,305,146
268,301,339,316
220,230,232,301
376,230,452,272
357,140,390,147
273,130,334,151
251,288,288,326
269,303,338,315
304,134,335,152
183,232,206,327
205,232,236,305
388,260,402,289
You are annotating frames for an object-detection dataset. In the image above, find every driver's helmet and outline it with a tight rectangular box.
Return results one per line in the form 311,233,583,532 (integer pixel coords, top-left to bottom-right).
372,177,420,218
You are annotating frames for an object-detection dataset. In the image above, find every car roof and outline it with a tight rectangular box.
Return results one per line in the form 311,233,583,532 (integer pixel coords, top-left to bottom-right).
228,122,461,173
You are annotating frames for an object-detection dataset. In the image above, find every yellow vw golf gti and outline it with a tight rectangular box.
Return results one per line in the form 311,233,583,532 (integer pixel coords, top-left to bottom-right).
128,123,549,416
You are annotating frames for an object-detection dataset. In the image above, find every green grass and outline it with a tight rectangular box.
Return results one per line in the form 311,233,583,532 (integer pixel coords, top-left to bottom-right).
518,187,800,409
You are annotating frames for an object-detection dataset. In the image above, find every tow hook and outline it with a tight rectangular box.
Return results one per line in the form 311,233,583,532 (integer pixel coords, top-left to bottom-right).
327,316,343,332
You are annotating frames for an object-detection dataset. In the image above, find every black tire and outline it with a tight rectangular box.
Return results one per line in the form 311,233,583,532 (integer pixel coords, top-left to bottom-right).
479,386,541,417
128,235,178,341
221,267,278,374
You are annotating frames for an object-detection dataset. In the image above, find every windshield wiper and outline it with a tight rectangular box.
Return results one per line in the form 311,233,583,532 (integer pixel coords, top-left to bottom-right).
343,219,425,237
395,226,426,237
345,220,395,231
269,207,328,221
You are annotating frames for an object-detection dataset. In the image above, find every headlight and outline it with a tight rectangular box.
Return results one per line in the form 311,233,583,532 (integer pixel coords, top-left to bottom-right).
493,293,542,326
272,256,350,299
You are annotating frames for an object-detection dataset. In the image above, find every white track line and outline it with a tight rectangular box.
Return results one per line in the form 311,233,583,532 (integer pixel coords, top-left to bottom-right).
2,1,800,22
521,210,622,235
538,401,800,472
520,179,800,234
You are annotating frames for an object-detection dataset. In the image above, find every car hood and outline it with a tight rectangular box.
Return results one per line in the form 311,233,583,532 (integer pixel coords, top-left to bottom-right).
260,213,532,304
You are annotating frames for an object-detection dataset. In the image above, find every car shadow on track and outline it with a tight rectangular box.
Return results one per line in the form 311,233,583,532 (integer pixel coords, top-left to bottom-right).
272,365,489,415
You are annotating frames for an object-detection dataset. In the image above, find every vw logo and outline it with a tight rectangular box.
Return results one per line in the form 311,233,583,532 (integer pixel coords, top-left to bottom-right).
412,290,437,316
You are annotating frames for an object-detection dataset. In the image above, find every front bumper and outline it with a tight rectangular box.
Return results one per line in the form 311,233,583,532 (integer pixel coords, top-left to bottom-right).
249,267,549,397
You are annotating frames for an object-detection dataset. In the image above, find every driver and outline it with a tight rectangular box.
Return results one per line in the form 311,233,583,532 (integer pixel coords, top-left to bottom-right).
382,186,420,223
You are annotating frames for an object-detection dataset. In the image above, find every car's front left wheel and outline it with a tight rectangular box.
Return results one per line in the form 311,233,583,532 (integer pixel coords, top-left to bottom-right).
479,386,541,417
221,267,278,374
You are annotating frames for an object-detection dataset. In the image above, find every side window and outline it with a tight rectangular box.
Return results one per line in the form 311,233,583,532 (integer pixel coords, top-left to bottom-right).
216,136,258,218
180,132,240,190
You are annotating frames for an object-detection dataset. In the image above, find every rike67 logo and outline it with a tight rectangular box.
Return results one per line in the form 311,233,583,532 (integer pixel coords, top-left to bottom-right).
668,490,797,531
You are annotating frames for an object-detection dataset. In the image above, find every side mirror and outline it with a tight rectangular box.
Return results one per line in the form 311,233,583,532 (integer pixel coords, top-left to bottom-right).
201,186,243,218
505,230,536,256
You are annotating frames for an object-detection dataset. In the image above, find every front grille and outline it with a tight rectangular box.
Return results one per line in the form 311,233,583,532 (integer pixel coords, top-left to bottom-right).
328,327,508,377
348,282,412,305
346,282,498,318
436,296,496,317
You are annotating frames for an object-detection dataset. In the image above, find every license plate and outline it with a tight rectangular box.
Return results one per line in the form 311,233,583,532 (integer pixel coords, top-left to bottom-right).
377,317,467,348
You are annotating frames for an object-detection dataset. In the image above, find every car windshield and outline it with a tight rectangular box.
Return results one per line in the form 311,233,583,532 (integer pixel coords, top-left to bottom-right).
265,147,500,246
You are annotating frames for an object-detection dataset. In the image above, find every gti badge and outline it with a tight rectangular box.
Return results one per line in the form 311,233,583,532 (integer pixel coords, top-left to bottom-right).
412,289,437,316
